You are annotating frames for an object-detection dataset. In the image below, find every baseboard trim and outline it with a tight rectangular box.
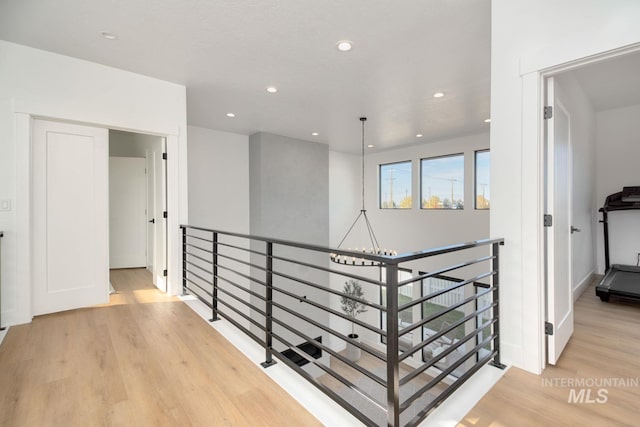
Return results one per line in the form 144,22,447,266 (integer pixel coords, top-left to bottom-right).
573,270,595,302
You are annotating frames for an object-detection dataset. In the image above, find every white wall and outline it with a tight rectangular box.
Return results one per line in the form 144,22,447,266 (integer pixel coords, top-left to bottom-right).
554,73,597,298
186,125,251,328
595,103,640,271
365,133,490,254
328,133,491,352
109,130,162,158
328,150,365,351
187,126,250,232
491,0,640,373
0,41,187,325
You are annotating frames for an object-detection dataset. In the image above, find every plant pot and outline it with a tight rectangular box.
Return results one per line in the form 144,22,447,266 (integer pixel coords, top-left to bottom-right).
346,333,361,362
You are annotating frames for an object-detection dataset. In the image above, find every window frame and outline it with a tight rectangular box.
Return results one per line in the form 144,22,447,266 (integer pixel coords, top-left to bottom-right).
379,160,413,210
420,153,465,210
474,149,490,210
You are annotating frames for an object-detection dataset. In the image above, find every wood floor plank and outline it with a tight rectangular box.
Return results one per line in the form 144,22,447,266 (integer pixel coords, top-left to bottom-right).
460,277,640,427
0,268,321,427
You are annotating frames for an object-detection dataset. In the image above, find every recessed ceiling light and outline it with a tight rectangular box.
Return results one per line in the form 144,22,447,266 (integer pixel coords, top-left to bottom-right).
433,92,444,98
226,113,236,118
367,144,374,148
311,132,319,136
484,118,491,123
336,40,353,52
100,31,118,40
266,86,278,94
416,134,423,138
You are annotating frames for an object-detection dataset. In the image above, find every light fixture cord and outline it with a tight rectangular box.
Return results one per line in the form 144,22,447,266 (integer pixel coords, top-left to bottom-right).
361,117,366,211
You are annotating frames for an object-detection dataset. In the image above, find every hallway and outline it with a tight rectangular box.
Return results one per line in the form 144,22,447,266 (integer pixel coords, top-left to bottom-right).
0,268,321,426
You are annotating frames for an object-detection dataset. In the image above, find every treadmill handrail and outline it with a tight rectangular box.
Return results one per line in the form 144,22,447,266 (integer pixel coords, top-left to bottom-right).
600,187,640,212
599,187,640,272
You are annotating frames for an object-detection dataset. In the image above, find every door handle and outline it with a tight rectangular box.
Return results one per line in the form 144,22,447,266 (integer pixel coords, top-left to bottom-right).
571,226,581,234
149,218,155,224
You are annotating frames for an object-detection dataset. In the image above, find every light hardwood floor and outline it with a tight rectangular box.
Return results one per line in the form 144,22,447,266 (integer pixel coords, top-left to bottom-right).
0,268,321,427
459,278,640,427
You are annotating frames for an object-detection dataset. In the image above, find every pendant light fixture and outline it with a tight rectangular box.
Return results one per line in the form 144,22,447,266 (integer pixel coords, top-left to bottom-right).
330,117,396,266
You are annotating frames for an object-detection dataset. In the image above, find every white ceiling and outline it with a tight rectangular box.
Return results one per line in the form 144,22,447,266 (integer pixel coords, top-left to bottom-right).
570,51,640,112
0,0,491,152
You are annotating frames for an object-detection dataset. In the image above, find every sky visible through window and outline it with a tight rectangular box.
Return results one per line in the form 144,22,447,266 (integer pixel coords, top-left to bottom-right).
421,155,464,209
380,161,412,209
475,150,490,209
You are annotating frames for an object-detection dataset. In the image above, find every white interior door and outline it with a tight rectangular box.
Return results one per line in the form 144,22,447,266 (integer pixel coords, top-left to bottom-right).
153,142,167,292
32,119,109,315
146,151,155,272
109,157,147,269
546,77,574,365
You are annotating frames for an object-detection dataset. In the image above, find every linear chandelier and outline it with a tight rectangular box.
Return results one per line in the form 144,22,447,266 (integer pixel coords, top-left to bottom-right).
330,117,396,266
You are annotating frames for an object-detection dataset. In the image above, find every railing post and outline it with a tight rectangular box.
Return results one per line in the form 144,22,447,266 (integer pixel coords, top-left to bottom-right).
210,231,219,322
490,242,506,369
386,262,400,427
261,241,277,368
181,226,187,296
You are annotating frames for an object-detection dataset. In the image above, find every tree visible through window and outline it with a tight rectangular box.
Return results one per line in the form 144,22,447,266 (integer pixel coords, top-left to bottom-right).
379,161,412,209
475,150,490,209
421,154,464,209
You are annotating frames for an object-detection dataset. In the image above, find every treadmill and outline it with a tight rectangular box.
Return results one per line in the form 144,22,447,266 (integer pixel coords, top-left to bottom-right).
596,186,640,302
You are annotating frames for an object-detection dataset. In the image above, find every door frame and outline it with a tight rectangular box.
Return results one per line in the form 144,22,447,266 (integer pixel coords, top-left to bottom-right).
14,111,182,322
523,44,640,373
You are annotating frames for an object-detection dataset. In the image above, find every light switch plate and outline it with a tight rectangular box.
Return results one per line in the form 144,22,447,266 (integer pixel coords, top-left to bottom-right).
0,199,11,211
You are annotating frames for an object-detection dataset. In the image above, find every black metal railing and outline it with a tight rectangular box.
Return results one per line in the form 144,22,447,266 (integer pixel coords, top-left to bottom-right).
180,225,504,426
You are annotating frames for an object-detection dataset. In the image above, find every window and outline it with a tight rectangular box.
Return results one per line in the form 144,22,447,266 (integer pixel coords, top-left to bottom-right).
475,150,490,209
379,161,412,209
421,154,464,209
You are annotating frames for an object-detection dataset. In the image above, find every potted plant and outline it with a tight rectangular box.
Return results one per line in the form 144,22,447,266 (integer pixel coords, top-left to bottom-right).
340,279,368,361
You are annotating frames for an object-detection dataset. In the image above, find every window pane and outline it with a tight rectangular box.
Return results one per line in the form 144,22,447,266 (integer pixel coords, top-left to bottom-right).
421,154,464,209
379,161,412,209
475,150,490,209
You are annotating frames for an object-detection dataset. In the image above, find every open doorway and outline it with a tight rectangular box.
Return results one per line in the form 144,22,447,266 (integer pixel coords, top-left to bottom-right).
109,130,167,292
543,49,640,366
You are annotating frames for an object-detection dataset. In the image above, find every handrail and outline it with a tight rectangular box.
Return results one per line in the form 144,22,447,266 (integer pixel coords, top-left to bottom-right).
179,225,505,426
180,224,504,265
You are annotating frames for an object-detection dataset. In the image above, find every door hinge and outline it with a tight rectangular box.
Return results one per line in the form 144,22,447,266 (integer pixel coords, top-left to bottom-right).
544,214,553,227
545,322,554,335
163,269,167,277
162,152,167,160
163,211,168,219
544,106,553,119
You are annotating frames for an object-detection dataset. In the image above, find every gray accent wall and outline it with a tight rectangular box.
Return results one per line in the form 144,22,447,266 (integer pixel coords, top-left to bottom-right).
249,132,329,244
248,132,330,373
